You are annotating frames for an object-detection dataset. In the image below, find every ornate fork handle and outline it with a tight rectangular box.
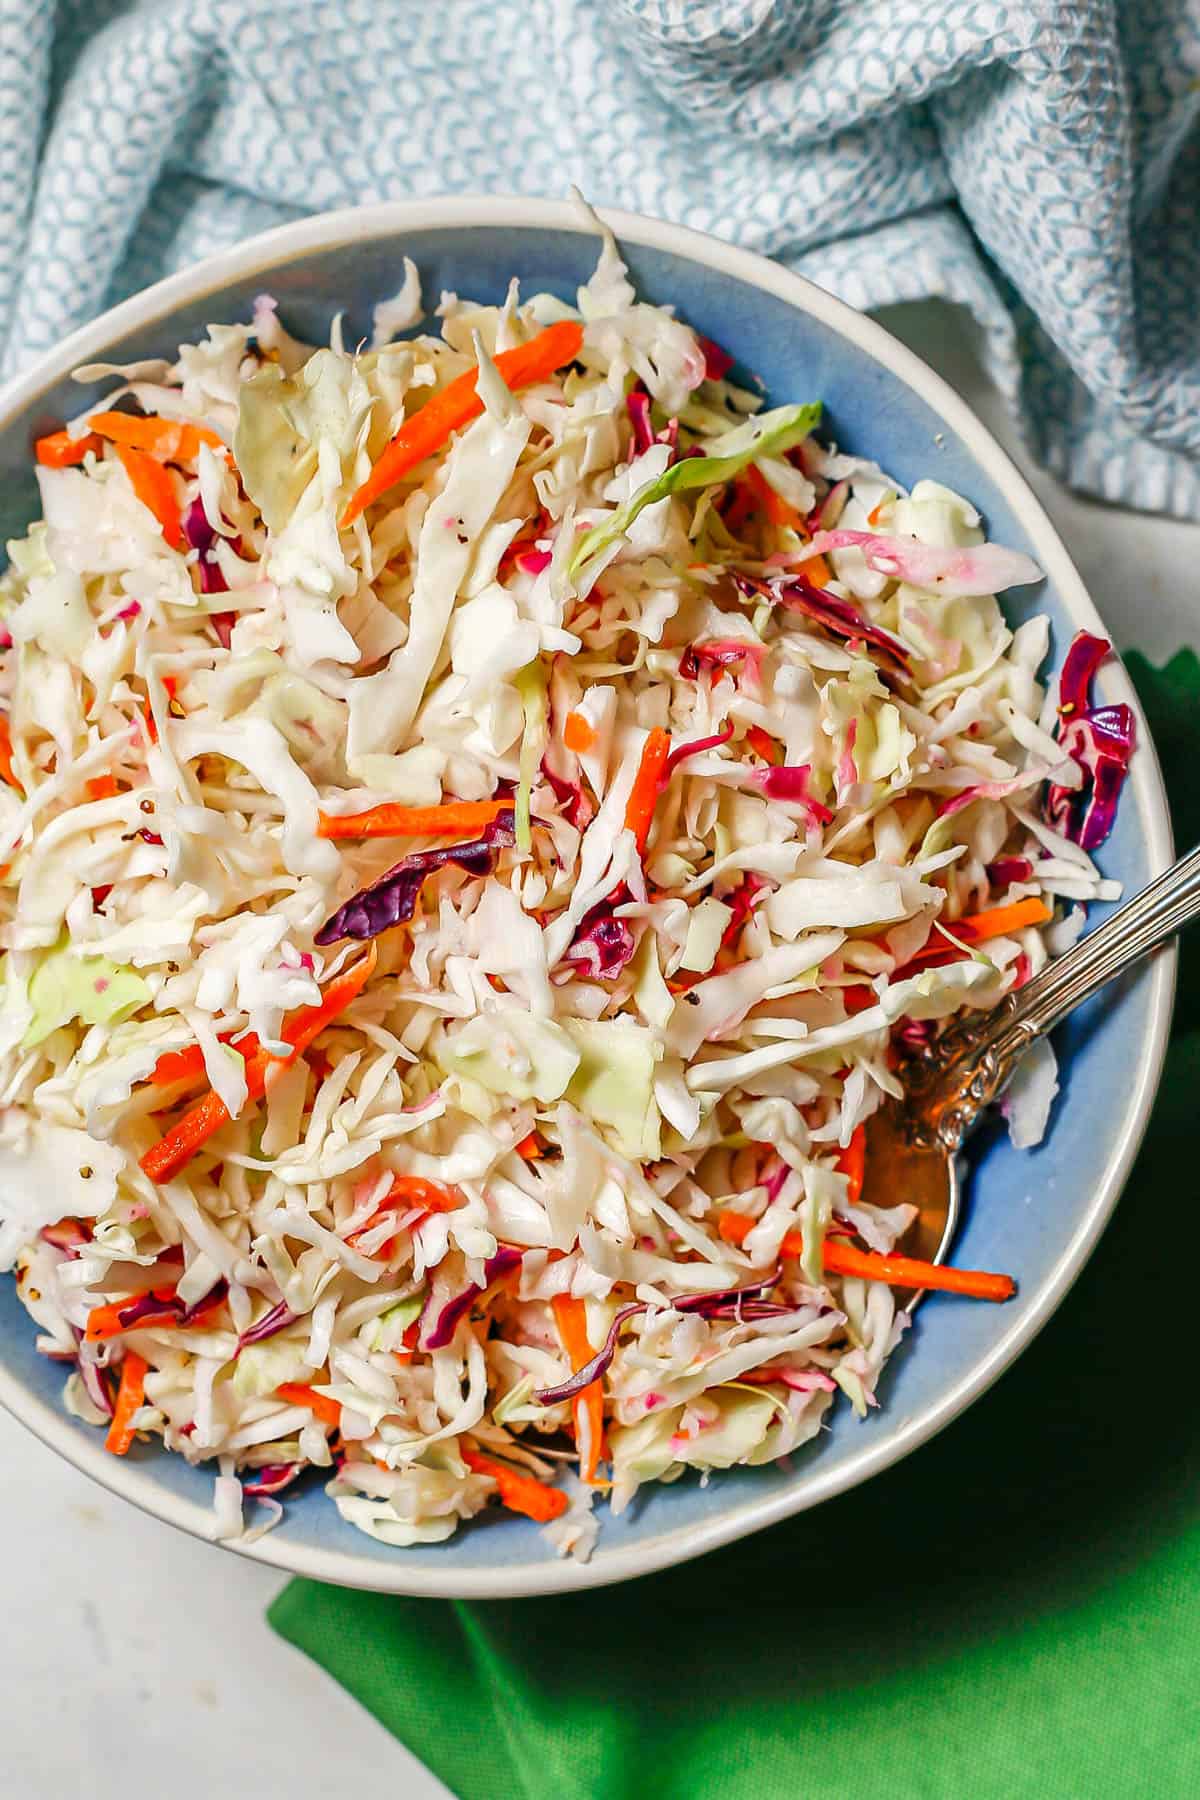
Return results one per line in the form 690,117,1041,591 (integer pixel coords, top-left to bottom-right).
910,841,1200,1153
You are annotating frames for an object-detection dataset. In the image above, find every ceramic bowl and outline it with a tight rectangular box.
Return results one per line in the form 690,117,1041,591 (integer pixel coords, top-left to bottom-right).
0,198,1173,1595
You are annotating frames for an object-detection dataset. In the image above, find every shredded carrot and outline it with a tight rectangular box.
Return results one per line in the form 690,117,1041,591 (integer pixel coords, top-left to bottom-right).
563,710,596,754
347,1173,466,1258
276,1383,341,1429
551,1294,605,1483
461,1443,569,1522
899,896,1056,979
139,945,376,1183
515,1131,542,1161
89,410,222,462
745,723,782,767
148,1029,261,1090
105,1351,149,1455
34,427,103,468
114,442,184,547
833,1123,866,1205
85,774,119,801
342,320,585,524
956,897,1052,943
317,799,509,840
625,727,672,851
392,1321,421,1367
803,552,833,587
717,1210,1015,1302
387,1174,465,1213
86,1288,178,1342
744,461,804,531
721,477,758,536
85,1282,226,1342
0,715,21,791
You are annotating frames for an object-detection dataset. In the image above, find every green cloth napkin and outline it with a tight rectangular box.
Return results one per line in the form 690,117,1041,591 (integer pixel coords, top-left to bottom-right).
271,653,1200,1800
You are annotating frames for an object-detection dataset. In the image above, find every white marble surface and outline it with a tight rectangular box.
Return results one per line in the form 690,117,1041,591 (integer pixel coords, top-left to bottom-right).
2,299,1196,1800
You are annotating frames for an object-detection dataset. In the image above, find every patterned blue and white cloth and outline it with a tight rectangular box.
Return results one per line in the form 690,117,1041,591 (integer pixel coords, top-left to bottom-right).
1,0,1197,514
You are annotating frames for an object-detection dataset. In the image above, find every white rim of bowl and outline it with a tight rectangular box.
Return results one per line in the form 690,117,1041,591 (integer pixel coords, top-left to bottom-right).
0,197,1175,1598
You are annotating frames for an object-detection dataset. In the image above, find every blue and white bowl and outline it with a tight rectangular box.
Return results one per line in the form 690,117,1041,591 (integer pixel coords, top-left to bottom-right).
0,199,1173,1596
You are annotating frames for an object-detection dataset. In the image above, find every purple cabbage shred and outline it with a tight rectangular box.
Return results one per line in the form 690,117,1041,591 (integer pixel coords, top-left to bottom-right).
317,812,515,944
243,1462,306,1496
734,570,911,673
1044,633,1134,851
562,906,638,980
237,1298,297,1350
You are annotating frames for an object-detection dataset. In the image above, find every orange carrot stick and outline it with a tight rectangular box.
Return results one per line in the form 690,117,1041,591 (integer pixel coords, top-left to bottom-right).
551,1294,605,1483
515,1131,542,1161
35,427,103,468
833,1123,866,1205
625,727,671,852
140,946,376,1183
0,715,21,791
85,1289,180,1343
147,1034,257,1090
105,1351,148,1455
717,1210,1015,1302
89,410,223,462
276,1383,341,1429
85,774,119,801
744,723,782,767
461,1444,568,1522
386,1174,466,1212
744,461,804,531
317,800,509,841
563,710,596,754
956,897,1052,943
346,1174,466,1258
114,442,184,547
342,320,585,525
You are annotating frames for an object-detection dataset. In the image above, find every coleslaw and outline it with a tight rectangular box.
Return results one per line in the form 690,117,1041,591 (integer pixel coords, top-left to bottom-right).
0,200,1131,1554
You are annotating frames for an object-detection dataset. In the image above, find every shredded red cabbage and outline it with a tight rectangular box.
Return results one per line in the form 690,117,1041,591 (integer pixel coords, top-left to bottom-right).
627,387,654,455
97,1277,226,1335
562,905,638,980
78,1354,115,1418
626,385,678,461
986,856,1033,886
672,1270,782,1315
754,763,834,824
1044,633,1134,850
541,758,592,830
935,772,1039,821
534,1302,645,1404
421,1247,523,1351
718,872,767,950
317,812,515,944
532,1271,785,1404
677,639,766,683
237,1298,297,1350
734,570,912,673
40,1219,90,1254
1056,632,1111,719
243,1462,305,1496
183,497,231,595
664,720,734,780
515,547,552,576
696,333,734,380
